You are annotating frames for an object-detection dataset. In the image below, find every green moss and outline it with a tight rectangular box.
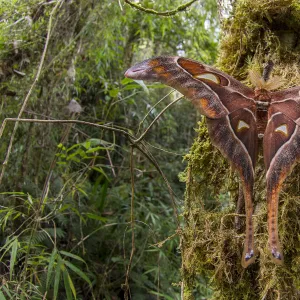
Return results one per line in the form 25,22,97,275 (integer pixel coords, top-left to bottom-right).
218,0,300,83
182,0,300,298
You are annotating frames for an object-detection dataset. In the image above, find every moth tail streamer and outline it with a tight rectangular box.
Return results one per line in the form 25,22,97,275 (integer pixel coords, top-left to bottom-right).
267,186,284,265
241,188,257,268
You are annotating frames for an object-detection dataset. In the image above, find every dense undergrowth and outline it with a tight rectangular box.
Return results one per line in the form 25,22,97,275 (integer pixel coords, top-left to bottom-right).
0,0,218,299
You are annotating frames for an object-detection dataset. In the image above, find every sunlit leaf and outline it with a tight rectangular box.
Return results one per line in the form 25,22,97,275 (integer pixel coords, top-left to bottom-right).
60,251,85,263
63,260,92,286
109,88,119,97
121,77,133,85
82,140,91,150
86,146,110,153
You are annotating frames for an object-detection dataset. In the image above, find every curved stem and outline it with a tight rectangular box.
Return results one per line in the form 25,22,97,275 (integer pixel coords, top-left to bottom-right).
133,96,183,144
124,0,198,16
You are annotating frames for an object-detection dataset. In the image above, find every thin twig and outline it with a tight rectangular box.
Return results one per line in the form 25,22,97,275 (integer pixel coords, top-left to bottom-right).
145,141,184,156
40,113,77,207
23,110,91,137
42,291,47,300
118,0,123,11
0,0,62,185
134,96,183,143
152,232,178,248
0,118,132,139
124,147,135,300
124,0,198,16
106,148,116,177
134,142,181,228
137,90,174,134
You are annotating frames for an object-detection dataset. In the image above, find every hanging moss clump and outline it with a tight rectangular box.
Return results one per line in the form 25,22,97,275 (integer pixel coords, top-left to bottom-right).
181,1,300,299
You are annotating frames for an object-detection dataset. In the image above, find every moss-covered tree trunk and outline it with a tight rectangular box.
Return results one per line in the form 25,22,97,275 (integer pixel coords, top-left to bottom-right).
181,1,300,299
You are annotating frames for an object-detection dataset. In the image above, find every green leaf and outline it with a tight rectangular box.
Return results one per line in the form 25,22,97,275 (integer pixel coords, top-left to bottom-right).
63,260,92,286
108,88,119,97
9,239,18,280
66,144,81,152
123,83,142,90
46,248,57,290
121,77,133,85
27,194,33,205
149,291,174,300
63,269,74,300
60,251,85,263
68,272,76,299
89,138,102,146
111,256,122,263
0,192,25,195
127,98,135,105
67,156,81,163
91,167,109,180
12,212,21,220
83,213,107,222
82,140,91,150
69,207,83,220
86,146,110,153
67,149,86,160
53,256,62,300
1,286,11,298
143,267,157,275
58,204,72,213
0,289,7,300
75,187,88,197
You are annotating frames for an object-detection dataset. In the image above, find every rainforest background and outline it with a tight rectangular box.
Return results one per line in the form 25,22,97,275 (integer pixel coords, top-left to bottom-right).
0,0,219,299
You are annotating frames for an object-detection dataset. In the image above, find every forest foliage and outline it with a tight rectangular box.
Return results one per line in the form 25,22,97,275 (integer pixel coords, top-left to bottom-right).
0,0,219,299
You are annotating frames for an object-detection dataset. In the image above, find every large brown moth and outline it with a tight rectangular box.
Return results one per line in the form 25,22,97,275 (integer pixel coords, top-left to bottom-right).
125,56,300,268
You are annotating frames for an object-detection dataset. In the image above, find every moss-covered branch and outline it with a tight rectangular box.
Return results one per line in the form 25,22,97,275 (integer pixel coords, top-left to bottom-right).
182,0,300,299
124,0,198,16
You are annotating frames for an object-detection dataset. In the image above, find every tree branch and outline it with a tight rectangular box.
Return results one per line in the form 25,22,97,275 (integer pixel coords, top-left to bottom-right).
134,95,183,144
124,0,199,16
0,118,133,139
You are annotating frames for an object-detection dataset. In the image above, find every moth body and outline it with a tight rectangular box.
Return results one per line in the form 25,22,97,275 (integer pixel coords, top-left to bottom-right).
254,89,272,136
125,56,299,267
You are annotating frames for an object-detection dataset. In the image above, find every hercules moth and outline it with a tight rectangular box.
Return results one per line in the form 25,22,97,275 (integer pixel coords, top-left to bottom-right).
125,56,300,268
